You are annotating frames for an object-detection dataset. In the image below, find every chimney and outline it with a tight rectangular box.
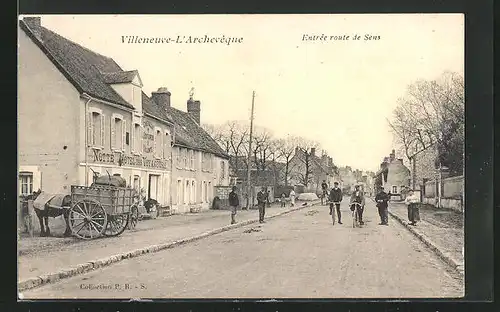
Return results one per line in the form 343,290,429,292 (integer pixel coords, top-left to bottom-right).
187,99,201,125
310,148,316,157
390,149,395,161
151,87,171,109
23,16,42,40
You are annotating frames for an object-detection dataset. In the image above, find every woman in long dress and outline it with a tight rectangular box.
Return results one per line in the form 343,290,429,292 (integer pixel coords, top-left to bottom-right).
404,189,420,225
289,189,296,207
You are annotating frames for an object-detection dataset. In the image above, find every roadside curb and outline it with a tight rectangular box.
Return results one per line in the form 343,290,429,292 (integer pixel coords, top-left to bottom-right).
388,210,464,277
18,201,318,293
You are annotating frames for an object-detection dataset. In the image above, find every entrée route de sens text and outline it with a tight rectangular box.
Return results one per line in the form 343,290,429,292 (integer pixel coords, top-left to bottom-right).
302,34,381,41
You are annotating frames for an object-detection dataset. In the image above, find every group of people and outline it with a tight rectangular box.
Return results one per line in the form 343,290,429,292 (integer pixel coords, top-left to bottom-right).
228,186,297,224
227,181,422,226
325,179,421,227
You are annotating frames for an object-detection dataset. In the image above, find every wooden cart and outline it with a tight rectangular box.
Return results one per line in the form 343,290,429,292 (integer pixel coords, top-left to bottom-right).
68,176,138,239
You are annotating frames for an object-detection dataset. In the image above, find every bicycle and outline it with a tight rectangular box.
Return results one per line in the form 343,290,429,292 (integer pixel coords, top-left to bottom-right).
329,201,341,225
350,202,363,228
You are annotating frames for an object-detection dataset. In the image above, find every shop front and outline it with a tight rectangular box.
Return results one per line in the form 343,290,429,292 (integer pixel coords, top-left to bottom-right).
80,148,171,207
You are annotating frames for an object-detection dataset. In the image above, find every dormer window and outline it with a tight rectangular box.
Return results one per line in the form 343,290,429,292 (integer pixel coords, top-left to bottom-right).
103,70,144,112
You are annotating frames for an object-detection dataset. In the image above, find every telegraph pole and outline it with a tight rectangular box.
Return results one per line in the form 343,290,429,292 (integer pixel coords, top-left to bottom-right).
246,91,256,209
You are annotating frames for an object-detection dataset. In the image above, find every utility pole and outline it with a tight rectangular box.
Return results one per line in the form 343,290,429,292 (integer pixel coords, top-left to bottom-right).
246,91,255,209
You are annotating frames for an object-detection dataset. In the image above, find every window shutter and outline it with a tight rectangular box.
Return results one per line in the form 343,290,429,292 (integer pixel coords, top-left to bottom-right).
100,114,105,147
140,126,144,154
111,118,116,149
122,120,127,151
87,112,93,146
131,124,135,153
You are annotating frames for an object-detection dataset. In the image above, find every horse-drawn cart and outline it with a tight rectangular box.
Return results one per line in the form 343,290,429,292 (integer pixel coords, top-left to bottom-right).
68,175,138,239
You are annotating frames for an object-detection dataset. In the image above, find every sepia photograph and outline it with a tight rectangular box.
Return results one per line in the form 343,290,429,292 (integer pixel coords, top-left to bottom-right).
17,14,464,299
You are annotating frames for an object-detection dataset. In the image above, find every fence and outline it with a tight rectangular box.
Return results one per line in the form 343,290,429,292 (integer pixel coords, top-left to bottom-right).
422,175,464,212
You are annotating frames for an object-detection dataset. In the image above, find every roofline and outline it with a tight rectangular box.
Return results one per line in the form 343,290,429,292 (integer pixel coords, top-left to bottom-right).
81,93,134,113
20,19,135,110
144,112,174,127
171,142,230,159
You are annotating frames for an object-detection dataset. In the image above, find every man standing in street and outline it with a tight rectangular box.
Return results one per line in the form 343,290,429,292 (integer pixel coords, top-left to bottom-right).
228,186,239,225
257,187,267,223
329,182,343,224
350,184,366,225
375,187,390,225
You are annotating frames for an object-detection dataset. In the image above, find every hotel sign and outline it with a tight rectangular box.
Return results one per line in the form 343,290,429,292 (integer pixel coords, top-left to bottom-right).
89,149,168,170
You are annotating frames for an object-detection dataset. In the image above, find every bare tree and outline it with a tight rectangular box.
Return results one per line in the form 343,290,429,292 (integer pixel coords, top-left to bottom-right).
276,135,299,186
226,121,249,175
294,138,321,188
203,121,250,177
388,71,464,175
202,123,230,154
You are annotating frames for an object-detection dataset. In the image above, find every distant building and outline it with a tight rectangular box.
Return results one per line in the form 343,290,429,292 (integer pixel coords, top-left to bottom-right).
288,148,340,193
374,149,410,198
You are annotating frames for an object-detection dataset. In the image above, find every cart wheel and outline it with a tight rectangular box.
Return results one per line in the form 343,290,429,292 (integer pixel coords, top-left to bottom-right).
128,205,139,230
69,199,107,239
103,213,129,237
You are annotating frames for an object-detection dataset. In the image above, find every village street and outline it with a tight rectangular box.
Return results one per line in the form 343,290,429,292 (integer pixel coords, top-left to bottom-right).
21,199,464,299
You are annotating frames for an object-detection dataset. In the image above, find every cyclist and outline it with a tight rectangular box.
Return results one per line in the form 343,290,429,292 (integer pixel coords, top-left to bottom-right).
350,184,365,225
329,182,343,224
321,180,329,205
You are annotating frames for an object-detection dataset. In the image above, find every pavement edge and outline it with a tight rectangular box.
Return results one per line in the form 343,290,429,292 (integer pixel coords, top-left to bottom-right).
388,210,464,277
18,201,319,293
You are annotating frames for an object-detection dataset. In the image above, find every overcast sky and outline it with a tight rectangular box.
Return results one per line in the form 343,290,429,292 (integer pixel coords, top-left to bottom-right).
31,14,464,172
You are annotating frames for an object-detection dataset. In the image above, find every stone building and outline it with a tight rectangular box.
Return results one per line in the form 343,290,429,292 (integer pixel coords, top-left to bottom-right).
374,149,410,199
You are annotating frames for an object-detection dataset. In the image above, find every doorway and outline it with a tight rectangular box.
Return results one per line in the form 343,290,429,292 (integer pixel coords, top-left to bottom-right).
148,174,160,201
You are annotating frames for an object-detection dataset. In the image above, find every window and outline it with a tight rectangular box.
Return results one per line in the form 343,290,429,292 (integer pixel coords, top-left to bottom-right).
191,181,196,203
111,116,126,151
190,150,195,169
392,186,398,194
176,147,181,167
19,172,33,196
132,123,142,154
88,111,105,147
176,179,182,205
201,152,206,170
185,180,190,204
183,149,187,168
163,132,170,158
133,175,140,193
202,181,206,203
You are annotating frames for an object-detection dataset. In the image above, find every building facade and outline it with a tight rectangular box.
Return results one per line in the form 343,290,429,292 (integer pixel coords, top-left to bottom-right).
288,148,339,193
18,17,229,213
374,150,410,198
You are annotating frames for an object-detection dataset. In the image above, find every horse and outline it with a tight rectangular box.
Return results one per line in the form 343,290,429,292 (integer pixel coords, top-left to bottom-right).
30,190,73,237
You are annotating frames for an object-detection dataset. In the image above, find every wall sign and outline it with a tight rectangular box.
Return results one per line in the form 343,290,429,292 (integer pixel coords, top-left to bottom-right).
142,120,155,154
89,149,168,170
